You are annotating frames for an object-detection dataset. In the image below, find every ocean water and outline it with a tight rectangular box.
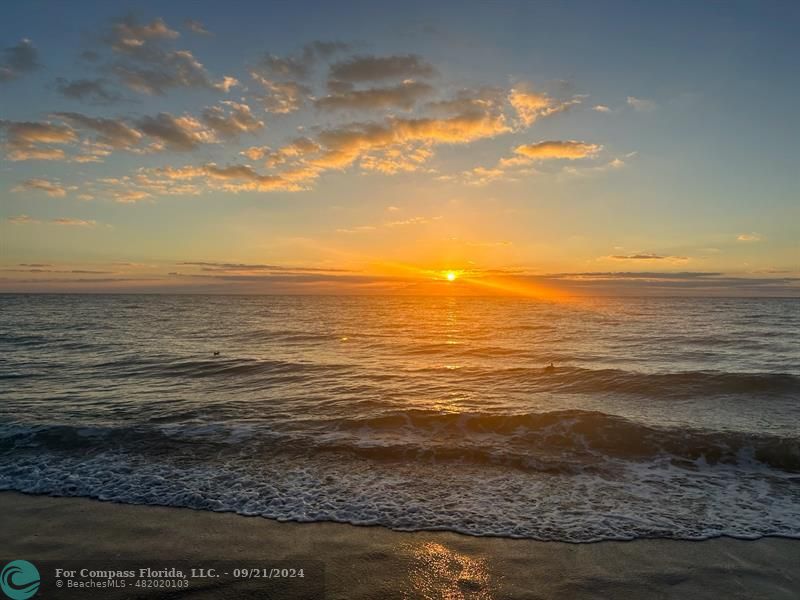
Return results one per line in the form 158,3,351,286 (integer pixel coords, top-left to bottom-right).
1,294,798,542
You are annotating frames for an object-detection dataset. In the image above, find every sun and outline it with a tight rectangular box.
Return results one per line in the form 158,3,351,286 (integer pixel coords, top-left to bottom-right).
446,271,457,282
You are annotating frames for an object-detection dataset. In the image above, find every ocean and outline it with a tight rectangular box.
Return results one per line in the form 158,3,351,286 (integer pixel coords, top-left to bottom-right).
1,294,798,542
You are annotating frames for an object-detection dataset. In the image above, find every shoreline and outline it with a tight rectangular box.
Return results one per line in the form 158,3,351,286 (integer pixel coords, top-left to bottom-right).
3,491,798,598
5,490,799,546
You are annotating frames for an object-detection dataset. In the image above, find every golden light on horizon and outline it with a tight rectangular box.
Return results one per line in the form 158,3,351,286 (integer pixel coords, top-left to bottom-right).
446,271,457,282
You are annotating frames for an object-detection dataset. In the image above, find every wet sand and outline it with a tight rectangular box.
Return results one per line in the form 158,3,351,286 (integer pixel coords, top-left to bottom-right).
2,491,798,599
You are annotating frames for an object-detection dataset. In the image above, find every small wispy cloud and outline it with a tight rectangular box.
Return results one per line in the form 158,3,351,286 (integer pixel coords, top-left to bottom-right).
627,96,657,112
184,19,212,36
7,214,39,224
336,225,377,234
52,218,97,227
606,252,689,263
6,215,99,227
737,232,761,242
336,214,441,233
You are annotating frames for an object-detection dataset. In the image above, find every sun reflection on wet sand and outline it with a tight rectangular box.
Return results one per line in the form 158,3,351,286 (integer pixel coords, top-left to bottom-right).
402,540,495,599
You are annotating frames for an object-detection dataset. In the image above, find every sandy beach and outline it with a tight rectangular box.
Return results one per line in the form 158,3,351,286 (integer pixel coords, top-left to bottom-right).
2,491,797,599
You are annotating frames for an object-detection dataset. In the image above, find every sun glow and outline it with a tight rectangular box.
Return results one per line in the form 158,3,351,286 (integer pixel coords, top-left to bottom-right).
446,271,457,282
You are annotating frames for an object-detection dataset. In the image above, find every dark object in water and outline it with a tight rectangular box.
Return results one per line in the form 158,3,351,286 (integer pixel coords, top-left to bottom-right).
213,351,220,356
544,362,556,373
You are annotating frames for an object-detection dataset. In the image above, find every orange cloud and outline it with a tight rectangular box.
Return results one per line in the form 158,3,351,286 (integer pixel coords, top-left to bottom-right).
508,87,581,126
250,73,310,113
514,140,601,160
11,178,68,197
200,101,264,138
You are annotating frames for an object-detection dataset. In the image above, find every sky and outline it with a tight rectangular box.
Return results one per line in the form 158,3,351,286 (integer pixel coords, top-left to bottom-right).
1,0,798,296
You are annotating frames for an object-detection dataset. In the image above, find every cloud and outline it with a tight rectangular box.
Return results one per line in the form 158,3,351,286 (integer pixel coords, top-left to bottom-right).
2,39,610,200
3,145,66,161
113,190,152,203
179,261,352,273
337,214,439,233
184,19,211,35
250,73,310,113
52,105,260,156
360,145,432,174
257,41,350,80
11,178,68,197
109,16,179,47
7,214,39,224
240,146,270,161
315,80,434,111
427,86,505,116
6,105,261,162
135,113,214,150
329,54,436,82
200,101,264,138
150,162,310,193
462,165,527,186
53,112,143,148
0,39,40,82
336,225,378,234
464,138,605,185
1,267,113,273
552,271,720,280
85,172,203,202
385,215,439,227
593,104,611,113
244,137,320,167
559,156,629,178
534,271,800,296
233,93,513,185
51,218,97,227
111,56,237,95
627,96,656,112
0,119,76,161
513,140,601,160
508,86,581,126
312,109,510,171
610,253,669,260
55,78,123,104
0,120,76,144
737,233,761,242
607,253,689,263
103,15,236,95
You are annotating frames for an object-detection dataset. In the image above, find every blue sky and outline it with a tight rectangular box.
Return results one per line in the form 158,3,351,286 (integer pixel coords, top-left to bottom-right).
1,0,798,295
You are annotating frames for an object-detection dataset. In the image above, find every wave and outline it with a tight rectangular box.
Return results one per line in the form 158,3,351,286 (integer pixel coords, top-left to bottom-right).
42,351,800,400
417,366,800,398
87,356,348,380
1,423,798,542
320,409,800,472
4,409,798,473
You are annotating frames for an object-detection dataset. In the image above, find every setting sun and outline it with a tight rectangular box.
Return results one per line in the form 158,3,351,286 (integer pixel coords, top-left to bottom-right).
446,271,457,282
